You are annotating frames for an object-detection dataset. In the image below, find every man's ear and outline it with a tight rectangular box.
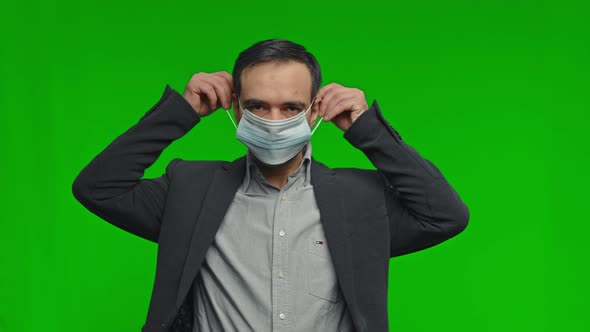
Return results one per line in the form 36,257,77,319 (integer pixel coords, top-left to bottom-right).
232,93,241,123
309,98,320,127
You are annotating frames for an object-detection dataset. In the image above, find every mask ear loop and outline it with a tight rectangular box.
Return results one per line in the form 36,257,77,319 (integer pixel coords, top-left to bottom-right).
311,117,323,135
225,109,238,129
226,96,245,130
306,97,322,136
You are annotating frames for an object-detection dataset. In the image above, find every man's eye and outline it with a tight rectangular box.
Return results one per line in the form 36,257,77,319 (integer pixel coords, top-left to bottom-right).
288,106,302,112
251,105,264,111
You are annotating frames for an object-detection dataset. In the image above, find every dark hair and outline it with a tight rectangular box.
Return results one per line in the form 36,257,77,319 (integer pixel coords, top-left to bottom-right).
232,39,322,100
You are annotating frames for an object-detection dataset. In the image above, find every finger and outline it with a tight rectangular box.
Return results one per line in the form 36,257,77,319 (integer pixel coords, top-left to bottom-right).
317,84,345,117
213,74,234,108
214,71,234,91
324,96,357,121
323,88,354,113
202,76,231,109
202,75,230,109
321,88,353,118
198,82,218,111
325,99,355,122
316,82,340,100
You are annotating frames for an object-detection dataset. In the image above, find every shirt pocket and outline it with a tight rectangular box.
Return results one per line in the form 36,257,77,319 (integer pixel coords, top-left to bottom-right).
307,237,342,303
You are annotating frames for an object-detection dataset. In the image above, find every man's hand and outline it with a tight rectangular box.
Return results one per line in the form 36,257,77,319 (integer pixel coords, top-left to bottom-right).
182,71,234,117
315,83,369,132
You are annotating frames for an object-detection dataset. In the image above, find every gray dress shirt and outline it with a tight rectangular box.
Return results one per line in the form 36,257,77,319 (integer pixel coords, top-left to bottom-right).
192,142,355,331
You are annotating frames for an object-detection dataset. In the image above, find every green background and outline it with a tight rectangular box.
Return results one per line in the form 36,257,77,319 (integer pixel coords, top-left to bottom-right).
1,0,587,331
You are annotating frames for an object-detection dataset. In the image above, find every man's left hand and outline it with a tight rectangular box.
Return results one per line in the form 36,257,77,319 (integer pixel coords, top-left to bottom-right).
315,83,369,132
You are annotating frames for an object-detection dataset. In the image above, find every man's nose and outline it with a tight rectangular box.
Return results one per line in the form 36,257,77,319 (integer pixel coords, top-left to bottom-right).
265,108,286,120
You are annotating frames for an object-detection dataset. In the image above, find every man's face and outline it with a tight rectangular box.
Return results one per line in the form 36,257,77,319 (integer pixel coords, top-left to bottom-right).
233,60,319,126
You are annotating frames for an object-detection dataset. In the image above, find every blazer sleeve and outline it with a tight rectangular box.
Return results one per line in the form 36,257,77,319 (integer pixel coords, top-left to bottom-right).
343,100,470,257
71,84,201,243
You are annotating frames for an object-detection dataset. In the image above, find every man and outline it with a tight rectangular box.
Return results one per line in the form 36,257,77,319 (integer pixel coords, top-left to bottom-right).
72,39,469,332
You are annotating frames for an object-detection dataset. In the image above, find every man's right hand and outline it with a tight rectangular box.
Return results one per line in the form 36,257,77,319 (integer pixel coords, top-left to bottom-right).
182,71,234,117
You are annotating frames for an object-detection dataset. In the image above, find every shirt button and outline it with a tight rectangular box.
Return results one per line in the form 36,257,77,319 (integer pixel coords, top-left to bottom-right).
281,195,287,202
278,271,284,279
279,312,286,319
279,230,285,237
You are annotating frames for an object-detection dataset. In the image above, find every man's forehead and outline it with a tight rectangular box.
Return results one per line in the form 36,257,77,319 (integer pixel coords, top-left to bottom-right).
240,61,312,86
240,61,312,97
241,59,309,77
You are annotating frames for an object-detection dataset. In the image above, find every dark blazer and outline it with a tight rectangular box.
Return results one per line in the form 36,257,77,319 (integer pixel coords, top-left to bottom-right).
72,85,469,332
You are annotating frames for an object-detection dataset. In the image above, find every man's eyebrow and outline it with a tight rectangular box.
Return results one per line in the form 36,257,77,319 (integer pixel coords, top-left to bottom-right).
242,99,266,106
284,101,307,109
243,99,307,108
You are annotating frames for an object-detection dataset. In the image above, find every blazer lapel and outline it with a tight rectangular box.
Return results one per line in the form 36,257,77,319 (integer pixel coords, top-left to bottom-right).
175,156,246,308
310,158,363,329
174,156,363,330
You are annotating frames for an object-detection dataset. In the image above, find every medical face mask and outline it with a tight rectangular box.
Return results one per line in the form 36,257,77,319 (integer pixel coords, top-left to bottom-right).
225,97,322,165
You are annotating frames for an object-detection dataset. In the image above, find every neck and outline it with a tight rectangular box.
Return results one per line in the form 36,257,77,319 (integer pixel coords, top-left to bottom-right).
252,151,304,189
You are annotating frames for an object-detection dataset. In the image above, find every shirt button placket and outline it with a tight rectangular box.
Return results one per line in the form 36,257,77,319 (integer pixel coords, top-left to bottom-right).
273,192,289,329
279,192,291,328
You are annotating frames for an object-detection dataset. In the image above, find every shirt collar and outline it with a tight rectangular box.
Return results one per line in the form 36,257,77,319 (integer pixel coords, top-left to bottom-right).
242,142,313,191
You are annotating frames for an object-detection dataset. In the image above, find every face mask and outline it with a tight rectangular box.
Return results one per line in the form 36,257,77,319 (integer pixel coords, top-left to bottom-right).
225,97,322,166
